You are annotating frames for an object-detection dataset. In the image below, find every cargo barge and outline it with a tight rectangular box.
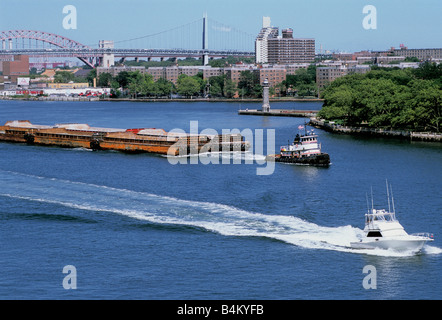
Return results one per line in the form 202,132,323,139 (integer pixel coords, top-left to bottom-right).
0,120,250,156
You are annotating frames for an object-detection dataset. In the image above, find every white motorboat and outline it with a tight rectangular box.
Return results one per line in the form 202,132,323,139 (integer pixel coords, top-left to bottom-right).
350,183,434,252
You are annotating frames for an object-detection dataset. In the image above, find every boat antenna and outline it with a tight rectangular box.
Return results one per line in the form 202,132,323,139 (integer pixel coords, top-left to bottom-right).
390,184,395,214
370,186,374,212
366,193,370,215
386,179,391,213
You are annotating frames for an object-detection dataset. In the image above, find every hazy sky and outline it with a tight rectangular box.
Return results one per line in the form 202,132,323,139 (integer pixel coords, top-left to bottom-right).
0,0,441,52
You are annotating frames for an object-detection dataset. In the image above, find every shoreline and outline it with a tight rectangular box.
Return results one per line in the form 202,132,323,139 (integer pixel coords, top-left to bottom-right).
309,117,442,143
2,96,438,143
0,96,324,103
100,97,324,103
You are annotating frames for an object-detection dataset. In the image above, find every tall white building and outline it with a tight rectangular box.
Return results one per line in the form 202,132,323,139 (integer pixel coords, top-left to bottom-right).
255,17,278,64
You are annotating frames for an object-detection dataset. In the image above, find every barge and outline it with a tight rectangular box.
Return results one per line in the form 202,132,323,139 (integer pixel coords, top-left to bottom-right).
0,120,250,156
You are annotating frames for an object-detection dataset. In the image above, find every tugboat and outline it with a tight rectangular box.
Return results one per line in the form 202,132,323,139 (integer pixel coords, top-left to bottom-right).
350,183,434,252
266,125,330,166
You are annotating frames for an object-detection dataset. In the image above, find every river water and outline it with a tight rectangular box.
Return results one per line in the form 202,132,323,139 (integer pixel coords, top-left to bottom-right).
0,99,440,300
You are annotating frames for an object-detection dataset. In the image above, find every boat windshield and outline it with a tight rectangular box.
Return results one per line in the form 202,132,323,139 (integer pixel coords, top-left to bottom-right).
365,210,396,224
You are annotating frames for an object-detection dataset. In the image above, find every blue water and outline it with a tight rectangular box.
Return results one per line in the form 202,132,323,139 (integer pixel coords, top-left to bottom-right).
0,100,441,300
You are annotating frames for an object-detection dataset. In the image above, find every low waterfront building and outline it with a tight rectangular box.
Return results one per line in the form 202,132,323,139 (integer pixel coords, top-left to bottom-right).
389,47,442,60
146,65,224,84
316,66,347,90
316,65,370,90
282,63,310,75
96,66,146,77
2,55,29,83
258,66,286,87
48,82,89,89
376,56,406,65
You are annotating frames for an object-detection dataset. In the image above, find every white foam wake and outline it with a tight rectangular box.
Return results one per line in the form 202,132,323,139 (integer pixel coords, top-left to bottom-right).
0,170,438,257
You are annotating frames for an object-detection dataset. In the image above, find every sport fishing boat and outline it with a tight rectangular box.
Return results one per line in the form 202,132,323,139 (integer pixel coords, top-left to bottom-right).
350,183,434,252
266,125,330,166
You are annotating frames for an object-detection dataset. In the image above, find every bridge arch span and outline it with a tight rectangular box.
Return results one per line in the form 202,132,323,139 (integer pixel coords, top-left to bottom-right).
0,30,94,67
0,30,90,49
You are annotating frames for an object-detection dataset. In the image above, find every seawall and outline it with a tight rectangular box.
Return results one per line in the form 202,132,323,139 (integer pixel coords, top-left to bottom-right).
309,118,442,142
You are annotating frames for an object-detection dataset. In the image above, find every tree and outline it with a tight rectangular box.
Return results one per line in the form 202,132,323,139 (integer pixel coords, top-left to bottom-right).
86,69,97,86
407,79,442,132
224,79,237,98
156,78,174,97
176,74,201,97
54,71,74,83
126,71,144,97
238,70,259,97
282,65,317,97
412,61,442,81
115,71,131,88
97,72,113,87
318,68,442,132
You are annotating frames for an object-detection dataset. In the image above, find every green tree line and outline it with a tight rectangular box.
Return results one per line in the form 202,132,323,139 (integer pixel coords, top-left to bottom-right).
97,70,240,98
317,62,442,132
97,64,320,99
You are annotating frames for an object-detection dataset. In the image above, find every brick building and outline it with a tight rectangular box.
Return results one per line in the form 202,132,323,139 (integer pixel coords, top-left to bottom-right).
2,55,29,82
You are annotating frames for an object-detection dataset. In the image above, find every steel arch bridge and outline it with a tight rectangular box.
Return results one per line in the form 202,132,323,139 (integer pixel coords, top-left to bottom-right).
0,28,255,68
0,30,95,67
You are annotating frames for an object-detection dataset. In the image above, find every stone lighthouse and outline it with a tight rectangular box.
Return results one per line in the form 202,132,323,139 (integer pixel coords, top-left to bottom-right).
261,78,270,112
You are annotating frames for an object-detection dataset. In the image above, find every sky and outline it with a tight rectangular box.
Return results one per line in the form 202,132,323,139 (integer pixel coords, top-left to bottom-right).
0,0,441,53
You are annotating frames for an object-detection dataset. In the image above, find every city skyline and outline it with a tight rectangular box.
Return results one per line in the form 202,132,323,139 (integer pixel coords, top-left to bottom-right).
0,0,441,53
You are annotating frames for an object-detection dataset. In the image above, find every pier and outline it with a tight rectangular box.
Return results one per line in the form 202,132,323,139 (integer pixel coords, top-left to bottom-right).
238,79,319,117
238,109,318,117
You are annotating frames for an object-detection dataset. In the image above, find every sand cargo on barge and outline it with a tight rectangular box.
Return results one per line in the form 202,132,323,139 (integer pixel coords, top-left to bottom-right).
0,120,250,155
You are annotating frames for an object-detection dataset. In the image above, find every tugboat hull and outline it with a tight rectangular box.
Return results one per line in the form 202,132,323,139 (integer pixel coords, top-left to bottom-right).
268,153,330,166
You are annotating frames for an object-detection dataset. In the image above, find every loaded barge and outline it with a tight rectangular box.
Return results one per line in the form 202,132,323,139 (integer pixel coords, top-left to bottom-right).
0,120,250,156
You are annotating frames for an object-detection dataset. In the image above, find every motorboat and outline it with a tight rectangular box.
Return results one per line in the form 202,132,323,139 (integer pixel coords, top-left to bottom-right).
350,183,434,252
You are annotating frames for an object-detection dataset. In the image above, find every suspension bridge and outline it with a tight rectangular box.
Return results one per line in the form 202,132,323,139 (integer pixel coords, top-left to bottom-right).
0,15,255,68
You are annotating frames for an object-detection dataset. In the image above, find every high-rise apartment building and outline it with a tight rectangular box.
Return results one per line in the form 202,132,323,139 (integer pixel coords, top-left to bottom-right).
255,18,315,64
255,17,278,64
268,29,315,64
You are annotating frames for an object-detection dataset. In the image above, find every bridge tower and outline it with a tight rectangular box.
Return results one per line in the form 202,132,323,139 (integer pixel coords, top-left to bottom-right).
202,12,209,65
99,40,115,67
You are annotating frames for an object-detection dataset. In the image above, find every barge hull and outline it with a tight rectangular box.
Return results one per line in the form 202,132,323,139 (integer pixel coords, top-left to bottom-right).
0,120,250,156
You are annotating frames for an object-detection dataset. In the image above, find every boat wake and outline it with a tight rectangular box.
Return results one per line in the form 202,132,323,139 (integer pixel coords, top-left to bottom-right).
0,170,438,257
164,150,266,162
